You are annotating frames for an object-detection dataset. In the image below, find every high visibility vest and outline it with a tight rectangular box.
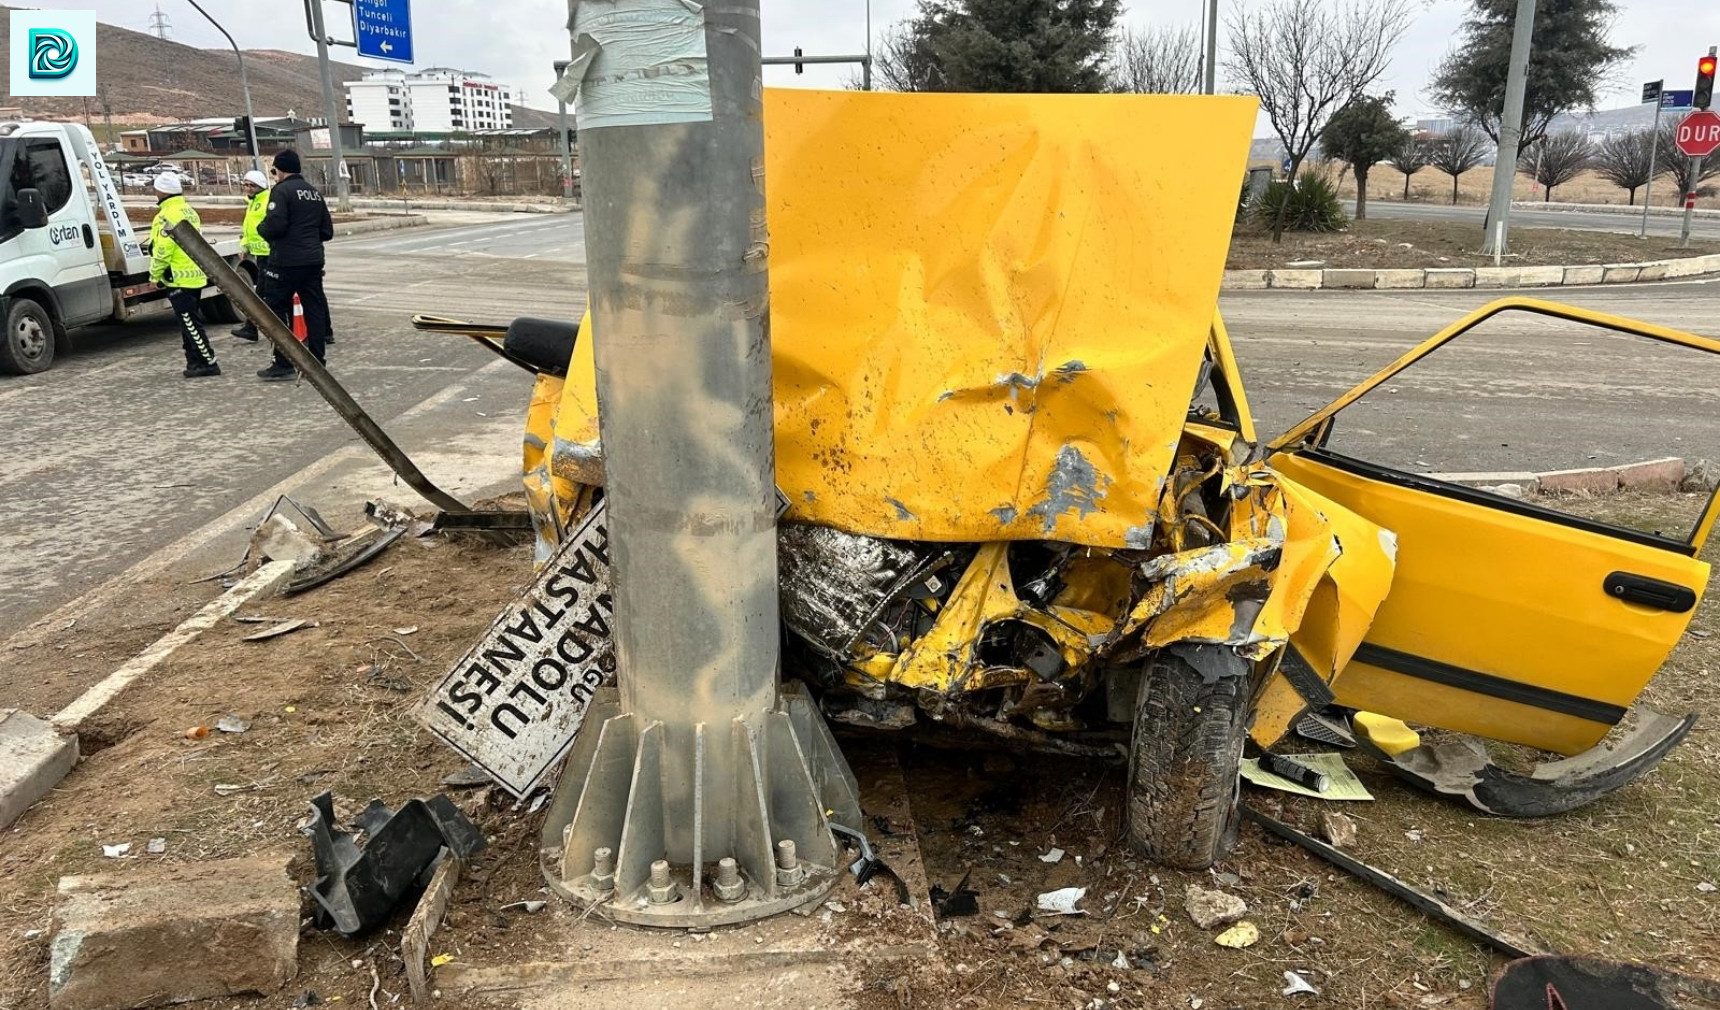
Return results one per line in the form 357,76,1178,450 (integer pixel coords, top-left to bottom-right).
241,188,271,256
149,196,207,289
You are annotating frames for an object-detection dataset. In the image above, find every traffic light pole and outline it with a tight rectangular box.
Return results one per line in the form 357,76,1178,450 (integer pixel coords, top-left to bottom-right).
1681,47,1719,249
1682,155,1703,249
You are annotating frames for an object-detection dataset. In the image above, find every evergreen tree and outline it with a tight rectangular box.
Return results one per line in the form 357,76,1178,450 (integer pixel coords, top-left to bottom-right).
875,0,1124,93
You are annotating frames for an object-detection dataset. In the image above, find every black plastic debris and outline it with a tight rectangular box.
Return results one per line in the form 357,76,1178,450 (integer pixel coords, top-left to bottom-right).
931,870,980,917
305,791,486,935
829,821,912,906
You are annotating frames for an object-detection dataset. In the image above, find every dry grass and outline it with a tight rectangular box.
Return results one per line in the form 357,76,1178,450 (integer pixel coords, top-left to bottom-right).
1227,217,1720,271
1256,163,1692,210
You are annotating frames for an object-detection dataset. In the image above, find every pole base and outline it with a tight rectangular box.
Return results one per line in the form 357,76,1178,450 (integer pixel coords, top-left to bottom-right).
539,682,862,928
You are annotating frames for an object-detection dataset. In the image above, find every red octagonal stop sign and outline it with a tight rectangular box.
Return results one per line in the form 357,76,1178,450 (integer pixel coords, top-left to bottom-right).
1676,109,1720,157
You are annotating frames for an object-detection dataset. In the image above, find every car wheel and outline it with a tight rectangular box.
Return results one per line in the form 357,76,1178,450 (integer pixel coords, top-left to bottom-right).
0,297,56,375
1127,648,1250,870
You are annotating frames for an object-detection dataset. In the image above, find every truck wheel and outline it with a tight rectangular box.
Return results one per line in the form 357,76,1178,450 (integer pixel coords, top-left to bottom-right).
0,297,56,375
1127,649,1250,870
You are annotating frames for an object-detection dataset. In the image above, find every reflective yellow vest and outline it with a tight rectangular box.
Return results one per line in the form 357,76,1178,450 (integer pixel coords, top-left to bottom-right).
241,188,271,257
149,196,207,289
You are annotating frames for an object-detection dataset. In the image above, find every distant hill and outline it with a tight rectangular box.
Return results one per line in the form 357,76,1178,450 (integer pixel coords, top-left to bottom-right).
0,5,552,130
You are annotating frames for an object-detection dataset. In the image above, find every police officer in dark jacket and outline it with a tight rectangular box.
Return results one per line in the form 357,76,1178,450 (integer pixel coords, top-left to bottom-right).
255,149,335,381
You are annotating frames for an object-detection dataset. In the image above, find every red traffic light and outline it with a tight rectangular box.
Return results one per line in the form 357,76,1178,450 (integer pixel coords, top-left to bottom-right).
1702,56,1717,76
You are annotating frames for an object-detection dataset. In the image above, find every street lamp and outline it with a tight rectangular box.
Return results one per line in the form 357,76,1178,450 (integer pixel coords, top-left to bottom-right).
183,0,261,171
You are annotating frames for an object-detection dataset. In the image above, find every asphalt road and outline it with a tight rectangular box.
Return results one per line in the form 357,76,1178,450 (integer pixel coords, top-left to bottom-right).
1367,200,1720,241
5,209,1720,643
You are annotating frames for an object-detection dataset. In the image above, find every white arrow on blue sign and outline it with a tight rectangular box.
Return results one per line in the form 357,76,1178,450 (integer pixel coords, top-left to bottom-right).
355,0,413,64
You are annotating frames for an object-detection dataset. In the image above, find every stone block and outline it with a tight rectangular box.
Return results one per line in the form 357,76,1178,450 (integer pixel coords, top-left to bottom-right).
1538,467,1619,495
1602,264,1642,283
1562,265,1606,285
50,856,299,1010
1268,269,1322,289
0,709,77,829
1427,471,1541,493
1424,268,1475,289
1663,256,1710,279
1472,267,1521,288
1612,457,1686,492
1635,261,1669,282
1517,265,1566,287
1222,270,1270,290
1374,269,1427,289
1321,268,1376,289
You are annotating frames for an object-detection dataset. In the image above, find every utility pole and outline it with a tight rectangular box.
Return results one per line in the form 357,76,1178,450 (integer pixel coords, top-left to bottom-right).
554,59,573,200
1481,0,1536,256
1202,0,1219,94
305,0,352,211
186,0,262,171
100,85,114,151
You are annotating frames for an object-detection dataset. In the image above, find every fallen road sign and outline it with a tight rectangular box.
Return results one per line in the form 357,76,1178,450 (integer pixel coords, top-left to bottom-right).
417,503,614,797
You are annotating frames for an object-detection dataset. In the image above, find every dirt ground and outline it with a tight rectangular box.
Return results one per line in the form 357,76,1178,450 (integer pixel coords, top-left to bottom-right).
1226,218,1720,271
1,494,1717,1009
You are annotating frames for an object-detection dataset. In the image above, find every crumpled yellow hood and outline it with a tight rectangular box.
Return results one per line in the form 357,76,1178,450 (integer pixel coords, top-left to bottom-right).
548,88,1258,548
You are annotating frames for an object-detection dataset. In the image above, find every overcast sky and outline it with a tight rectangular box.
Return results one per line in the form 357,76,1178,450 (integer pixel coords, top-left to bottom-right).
15,0,1713,126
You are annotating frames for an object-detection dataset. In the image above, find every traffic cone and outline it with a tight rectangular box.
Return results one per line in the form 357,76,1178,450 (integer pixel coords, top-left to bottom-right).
291,295,307,342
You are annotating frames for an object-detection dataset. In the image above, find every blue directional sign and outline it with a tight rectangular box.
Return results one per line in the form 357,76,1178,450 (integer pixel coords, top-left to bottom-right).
1663,90,1695,111
355,0,413,64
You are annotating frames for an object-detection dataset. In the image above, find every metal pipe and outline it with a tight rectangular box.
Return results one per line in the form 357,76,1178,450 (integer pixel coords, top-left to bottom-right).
1203,0,1218,95
585,0,779,849
306,0,353,211
185,0,261,171
1480,0,1536,255
166,222,472,516
1643,90,1664,237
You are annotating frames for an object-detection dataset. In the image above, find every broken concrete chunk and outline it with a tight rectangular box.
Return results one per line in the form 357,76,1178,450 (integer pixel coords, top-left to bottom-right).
1319,811,1358,849
0,709,78,830
1683,459,1720,493
1184,884,1248,929
250,514,327,566
49,854,299,1010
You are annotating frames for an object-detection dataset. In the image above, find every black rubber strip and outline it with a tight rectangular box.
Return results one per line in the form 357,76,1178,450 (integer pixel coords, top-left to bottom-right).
1354,642,1627,726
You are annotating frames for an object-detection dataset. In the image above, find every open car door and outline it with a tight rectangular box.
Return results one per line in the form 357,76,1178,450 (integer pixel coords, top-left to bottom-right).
1268,299,1720,814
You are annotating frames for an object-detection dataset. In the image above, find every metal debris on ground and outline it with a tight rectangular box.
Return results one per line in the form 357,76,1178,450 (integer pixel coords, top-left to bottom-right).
146,838,166,854
216,715,250,734
1295,710,1356,748
440,764,491,789
931,870,980,917
303,791,486,936
1282,971,1318,996
243,619,316,642
101,843,130,858
284,525,408,597
1241,805,1548,960
1036,886,1087,915
1213,921,1259,948
828,821,913,906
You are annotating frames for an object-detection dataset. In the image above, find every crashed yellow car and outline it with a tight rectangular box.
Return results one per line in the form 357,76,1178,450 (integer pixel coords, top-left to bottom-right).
470,91,1713,869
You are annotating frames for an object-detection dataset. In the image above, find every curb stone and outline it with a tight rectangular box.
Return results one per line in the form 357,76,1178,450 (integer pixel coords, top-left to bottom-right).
1431,458,1688,497
1225,253,1720,292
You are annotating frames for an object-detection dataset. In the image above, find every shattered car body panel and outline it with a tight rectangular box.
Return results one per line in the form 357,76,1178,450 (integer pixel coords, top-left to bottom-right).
519,88,1390,750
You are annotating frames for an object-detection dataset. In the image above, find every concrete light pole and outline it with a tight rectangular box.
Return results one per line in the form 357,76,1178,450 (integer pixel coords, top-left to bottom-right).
184,0,261,171
1481,0,1536,256
540,0,859,927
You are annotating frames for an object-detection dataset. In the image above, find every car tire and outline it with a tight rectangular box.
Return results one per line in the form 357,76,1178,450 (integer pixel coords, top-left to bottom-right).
0,297,56,375
1127,649,1250,870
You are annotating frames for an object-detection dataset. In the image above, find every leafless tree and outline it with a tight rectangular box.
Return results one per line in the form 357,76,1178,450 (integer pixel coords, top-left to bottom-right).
1591,129,1659,205
1388,135,1433,200
1517,130,1592,202
1429,125,1490,205
1109,24,1200,94
867,22,941,92
1656,121,1720,200
1225,0,1413,240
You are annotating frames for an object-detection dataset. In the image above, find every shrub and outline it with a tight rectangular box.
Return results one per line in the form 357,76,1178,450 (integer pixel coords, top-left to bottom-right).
1253,171,1349,232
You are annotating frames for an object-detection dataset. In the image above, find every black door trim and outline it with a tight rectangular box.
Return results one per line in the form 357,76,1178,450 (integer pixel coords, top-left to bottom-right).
1296,449,1700,558
1354,642,1628,726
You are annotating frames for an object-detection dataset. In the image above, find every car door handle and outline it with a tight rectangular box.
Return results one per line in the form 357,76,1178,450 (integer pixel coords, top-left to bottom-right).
1603,572,1697,613
81,224,94,248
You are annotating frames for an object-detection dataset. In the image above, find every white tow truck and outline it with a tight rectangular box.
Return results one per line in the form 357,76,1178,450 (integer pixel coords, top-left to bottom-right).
0,121,246,374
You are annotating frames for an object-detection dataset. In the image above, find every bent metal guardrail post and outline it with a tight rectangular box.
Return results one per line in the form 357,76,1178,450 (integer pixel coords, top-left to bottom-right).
536,0,861,926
